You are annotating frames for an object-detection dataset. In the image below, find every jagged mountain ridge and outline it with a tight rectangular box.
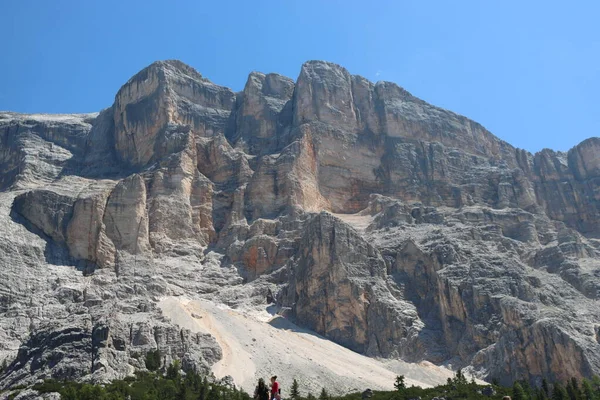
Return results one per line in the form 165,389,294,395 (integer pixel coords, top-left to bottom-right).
0,60,599,390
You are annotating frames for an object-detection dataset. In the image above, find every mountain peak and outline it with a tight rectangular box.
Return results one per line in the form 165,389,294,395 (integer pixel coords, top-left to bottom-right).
119,60,207,95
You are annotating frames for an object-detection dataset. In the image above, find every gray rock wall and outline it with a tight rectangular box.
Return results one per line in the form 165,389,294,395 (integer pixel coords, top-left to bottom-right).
1,59,599,389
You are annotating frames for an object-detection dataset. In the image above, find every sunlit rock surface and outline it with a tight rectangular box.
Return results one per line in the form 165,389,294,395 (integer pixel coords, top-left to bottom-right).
0,60,599,390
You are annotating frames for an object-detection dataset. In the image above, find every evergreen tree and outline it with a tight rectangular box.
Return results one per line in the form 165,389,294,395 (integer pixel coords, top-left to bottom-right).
394,374,407,400
593,376,600,391
543,379,551,398
61,385,79,400
184,370,201,393
144,349,161,372
319,387,329,400
395,375,407,391
567,378,583,400
32,372,257,400
514,382,528,400
207,384,221,400
454,369,468,387
198,376,209,400
553,383,568,400
522,380,534,400
28,367,599,400
290,378,300,399
582,379,595,400
166,360,180,380
157,378,178,399
0,358,6,374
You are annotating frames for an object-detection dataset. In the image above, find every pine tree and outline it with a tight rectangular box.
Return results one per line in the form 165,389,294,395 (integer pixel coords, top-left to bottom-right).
307,393,317,400
454,369,468,387
567,378,583,400
185,370,201,392
542,379,551,398
395,375,407,391
513,382,528,400
166,359,180,380
553,383,568,400
198,376,209,400
582,379,595,400
290,378,300,399
319,387,329,400
522,380,534,400
144,349,161,372
592,376,600,391
207,384,221,400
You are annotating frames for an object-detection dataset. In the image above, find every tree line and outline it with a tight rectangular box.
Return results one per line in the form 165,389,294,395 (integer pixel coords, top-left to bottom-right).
1,352,600,400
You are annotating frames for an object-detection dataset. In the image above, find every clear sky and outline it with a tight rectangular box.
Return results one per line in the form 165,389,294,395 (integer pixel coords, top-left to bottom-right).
1,0,598,153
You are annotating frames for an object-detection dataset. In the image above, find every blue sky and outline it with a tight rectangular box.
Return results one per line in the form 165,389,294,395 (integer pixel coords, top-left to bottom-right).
1,0,598,153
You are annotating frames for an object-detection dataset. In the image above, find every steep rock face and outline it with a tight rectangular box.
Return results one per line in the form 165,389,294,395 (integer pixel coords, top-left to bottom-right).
294,62,360,132
364,196,600,384
114,60,236,168
519,139,600,236
286,213,423,358
286,61,536,213
245,127,329,218
0,286,221,389
103,174,150,255
472,304,597,385
0,113,96,190
232,72,295,154
1,59,600,389
293,61,516,160
12,178,117,267
569,138,600,180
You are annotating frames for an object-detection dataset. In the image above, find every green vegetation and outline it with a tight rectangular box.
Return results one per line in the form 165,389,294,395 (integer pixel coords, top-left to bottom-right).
144,348,162,372
311,373,600,400
1,364,598,400
395,375,407,392
291,378,300,399
32,362,250,400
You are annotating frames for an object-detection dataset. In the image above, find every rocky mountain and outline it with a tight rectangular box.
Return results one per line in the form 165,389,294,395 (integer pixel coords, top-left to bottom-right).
0,60,599,392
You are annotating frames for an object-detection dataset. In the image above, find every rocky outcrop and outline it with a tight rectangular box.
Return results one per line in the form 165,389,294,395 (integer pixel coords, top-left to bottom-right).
231,72,295,154
0,113,96,190
515,139,600,236
113,60,235,168
293,61,516,160
1,59,599,390
285,213,422,358
0,304,221,389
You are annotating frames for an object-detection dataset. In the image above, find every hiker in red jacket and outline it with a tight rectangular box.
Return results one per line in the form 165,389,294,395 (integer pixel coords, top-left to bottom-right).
270,376,281,400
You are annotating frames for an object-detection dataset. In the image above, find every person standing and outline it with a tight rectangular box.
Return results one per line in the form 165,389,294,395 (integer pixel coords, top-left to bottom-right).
270,375,281,400
254,378,269,400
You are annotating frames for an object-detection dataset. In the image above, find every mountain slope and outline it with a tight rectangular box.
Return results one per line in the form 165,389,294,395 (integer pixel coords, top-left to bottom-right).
158,297,456,395
0,60,599,390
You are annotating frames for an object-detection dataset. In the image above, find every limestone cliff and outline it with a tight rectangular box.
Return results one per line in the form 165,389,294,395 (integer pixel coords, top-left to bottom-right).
0,60,599,389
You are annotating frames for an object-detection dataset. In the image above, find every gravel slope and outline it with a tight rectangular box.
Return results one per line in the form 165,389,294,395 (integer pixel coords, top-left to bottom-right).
159,297,455,397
